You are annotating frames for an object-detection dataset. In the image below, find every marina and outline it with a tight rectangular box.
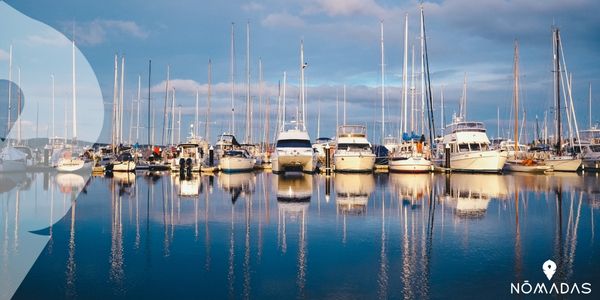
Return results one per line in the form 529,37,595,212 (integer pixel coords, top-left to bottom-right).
1,0,600,298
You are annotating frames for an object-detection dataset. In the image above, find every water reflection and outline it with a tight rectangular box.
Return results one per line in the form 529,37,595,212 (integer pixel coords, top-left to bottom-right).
5,171,600,299
335,173,374,215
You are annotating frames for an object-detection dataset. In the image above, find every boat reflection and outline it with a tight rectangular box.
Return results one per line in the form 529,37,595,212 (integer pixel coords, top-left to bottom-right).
334,173,374,215
218,172,255,204
275,173,312,202
440,174,508,218
389,173,431,209
55,173,86,195
172,173,200,197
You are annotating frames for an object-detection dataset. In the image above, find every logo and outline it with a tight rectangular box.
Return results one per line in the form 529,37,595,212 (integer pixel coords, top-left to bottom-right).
510,259,592,295
543,260,556,280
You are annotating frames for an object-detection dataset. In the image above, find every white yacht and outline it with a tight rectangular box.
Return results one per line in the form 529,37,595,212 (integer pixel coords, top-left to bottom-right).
435,117,508,173
55,155,92,173
389,135,433,173
110,151,137,172
272,126,316,174
333,125,376,172
577,127,600,171
171,142,202,173
312,137,334,164
219,149,256,173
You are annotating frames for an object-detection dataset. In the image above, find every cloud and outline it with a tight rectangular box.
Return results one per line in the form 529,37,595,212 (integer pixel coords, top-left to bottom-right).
24,34,70,47
0,48,8,61
261,12,306,28
242,2,264,12
303,0,388,18
67,19,149,46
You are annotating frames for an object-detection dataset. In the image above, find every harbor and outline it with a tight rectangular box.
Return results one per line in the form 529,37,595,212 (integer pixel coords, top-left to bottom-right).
1,0,600,298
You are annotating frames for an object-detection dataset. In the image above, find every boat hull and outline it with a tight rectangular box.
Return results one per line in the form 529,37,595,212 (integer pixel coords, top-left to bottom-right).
0,160,26,173
440,150,508,173
111,161,136,172
582,159,600,171
55,158,92,173
219,156,256,173
503,159,552,173
389,156,433,173
272,153,315,173
545,156,581,172
333,153,375,172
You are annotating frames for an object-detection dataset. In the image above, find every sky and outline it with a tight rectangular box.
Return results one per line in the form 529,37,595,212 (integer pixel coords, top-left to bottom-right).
2,0,600,145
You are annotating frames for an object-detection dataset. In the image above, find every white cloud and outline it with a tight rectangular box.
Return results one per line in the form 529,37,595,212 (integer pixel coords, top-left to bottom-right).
68,19,149,46
242,2,264,12
24,34,70,47
0,48,8,61
261,12,306,28
303,0,388,18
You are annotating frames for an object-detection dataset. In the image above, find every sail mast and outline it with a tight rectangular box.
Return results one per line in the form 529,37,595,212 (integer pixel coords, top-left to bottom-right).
147,59,152,147
245,21,251,143
195,88,199,138
402,15,409,135
72,38,77,143
136,74,141,143
161,65,170,146
554,28,561,155
380,20,386,143
6,45,12,139
343,84,347,126
300,40,307,131
419,8,425,134
230,22,236,135
119,56,125,145
590,83,592,128
51,74,55,145
206,59,212,142
513,40,520,159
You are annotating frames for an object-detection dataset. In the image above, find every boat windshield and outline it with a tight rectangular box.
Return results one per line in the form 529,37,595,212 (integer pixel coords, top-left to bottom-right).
276,139,312,148
224,150,246,157
337,143,371,151
591,145,600,152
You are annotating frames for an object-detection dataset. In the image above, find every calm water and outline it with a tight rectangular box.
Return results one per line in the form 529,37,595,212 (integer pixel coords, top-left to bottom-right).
3,171,600,299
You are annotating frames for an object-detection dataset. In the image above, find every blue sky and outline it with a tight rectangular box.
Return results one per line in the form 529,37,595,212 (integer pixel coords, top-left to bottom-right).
3,0,600,144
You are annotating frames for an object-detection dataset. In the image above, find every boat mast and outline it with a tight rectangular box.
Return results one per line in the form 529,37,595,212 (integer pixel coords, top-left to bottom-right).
17,68,21,144
111,55,118,148
147,59,152,147
513,40,520,159
177,105,181,144
6,45,12,140
419,8,425,135
380,20,386,143
136,74,141,143
300,40,307,131
554,28,561,155
161,65,170,146
51,74,55,145
119,56,125,146
343,84,347,126
195,88,199,138
245,21,251,143
171,88,176,145
317,99,321,138
258,58,263,148
335,88,339,131
589,83,592,128
401,15,409,135
206,59,212,142
441,85,445,135
230,22,236,135
410,45,415,133
282,72,287,128
72,38,77,144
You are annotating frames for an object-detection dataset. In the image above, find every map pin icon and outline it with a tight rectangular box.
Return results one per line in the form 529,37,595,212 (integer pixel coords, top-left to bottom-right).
543,260,557,280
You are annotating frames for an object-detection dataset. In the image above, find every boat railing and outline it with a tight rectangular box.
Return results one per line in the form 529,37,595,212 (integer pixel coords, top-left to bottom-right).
337,125,367,138
444,122,486,135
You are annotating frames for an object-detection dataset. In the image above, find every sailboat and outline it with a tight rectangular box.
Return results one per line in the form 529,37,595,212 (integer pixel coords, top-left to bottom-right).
540,28,582,172
271,41,316,174
504,40,552,173
55,38,92,173
389,8,433,173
